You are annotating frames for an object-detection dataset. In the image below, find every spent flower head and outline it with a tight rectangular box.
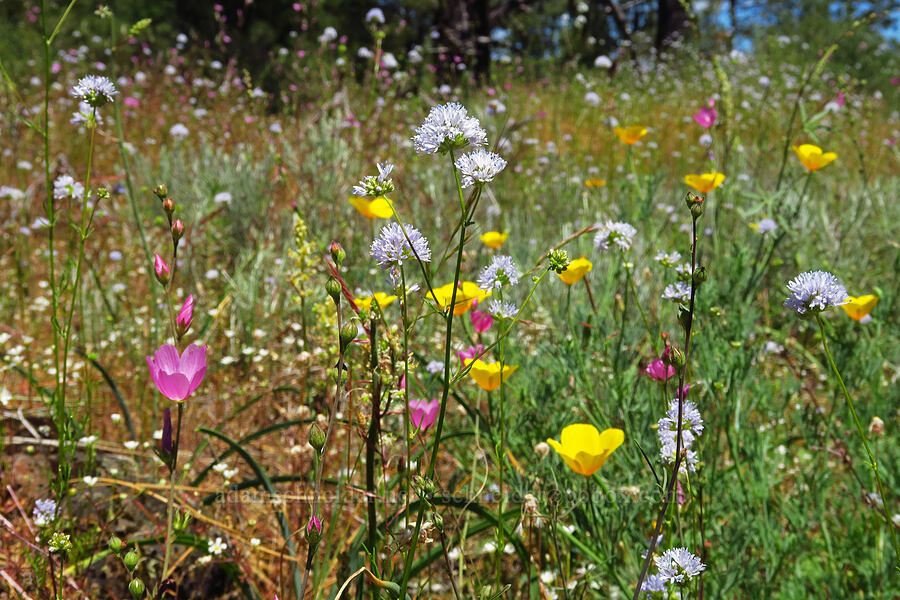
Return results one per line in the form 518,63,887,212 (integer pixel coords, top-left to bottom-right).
413,102,487,155
594,220,637,252
72,75,118,108
477,255,520,290
455,149,507,188
353,162,395,197
49,532,73,554
548,249,571,273
784,270,849,317
370,223,431,269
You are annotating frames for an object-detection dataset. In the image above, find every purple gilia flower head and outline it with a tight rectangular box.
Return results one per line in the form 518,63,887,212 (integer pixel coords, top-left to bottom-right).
53,175,84,200
754,218,777,234
370,223,431,270
658,398,703,473
784,270,849,317
33,498,58,527
489,299,518,320
477,255,520,290
353,162,395,197
455,149,507,188
72,74,118,108
594,220,637,252
413,102,487,155
662,282,691,303
655,547,705,585
654,250,681,267
365,7,385,24
640,573,668,595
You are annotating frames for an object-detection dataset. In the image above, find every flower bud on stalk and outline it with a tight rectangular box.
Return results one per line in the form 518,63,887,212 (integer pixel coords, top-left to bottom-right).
176,295,194,338
128,578,145,599
154,254,170,286
153,184,168,199
325,278,342,305
308,423,326,453
329,241,346,266
171,220,185,244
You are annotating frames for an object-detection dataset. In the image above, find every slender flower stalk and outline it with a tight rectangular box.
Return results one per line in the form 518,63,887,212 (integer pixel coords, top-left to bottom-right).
816,315,900,566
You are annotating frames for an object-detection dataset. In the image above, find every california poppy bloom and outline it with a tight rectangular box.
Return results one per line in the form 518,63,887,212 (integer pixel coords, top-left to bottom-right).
479,231,508,249
684,172,725,194
792,144,837,171
356,292,398,311
348,195,394,218
546,424,624,476
464,359,517,391
841,294,878,321
432,281,490,315
613,125,648,145
557,256,592,285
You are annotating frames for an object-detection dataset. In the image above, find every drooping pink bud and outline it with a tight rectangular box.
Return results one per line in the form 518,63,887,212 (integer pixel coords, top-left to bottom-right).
176,294,193,338
154,254,170,285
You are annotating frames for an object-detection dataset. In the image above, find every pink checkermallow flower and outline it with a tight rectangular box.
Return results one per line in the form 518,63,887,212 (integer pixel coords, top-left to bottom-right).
154,253,170,285
692,100,717,128
176,294,194,337
645,357,676,381
146,343,207,402
457,344,484,365
470,302,493,333
408,398,440,431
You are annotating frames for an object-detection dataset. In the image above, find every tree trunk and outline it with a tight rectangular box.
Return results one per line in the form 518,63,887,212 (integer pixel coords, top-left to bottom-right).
655,0,690,49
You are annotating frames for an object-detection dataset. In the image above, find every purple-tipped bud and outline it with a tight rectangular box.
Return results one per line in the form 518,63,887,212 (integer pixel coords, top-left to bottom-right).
176,294,194,338
172,219,185,243
154,254,170,286
161,407,173,455
306,515,322,551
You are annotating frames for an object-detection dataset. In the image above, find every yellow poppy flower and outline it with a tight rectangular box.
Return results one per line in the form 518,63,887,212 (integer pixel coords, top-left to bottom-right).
557,256,592,285
546,424,624,476
841,294,878,321
356,292,398,311
613,125,648,145
348,195,394,218
431,281,490,315
464,359,518,391
792,144,837,171
480,231,508,249
684,172,726,194
584,178,606,188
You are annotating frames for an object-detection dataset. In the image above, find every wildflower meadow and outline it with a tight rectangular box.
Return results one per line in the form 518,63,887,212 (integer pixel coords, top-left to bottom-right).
1,1,899,599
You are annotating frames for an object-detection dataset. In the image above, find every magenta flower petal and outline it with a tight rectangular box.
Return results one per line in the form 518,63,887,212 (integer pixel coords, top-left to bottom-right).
154,370,191,401
153,344,181,372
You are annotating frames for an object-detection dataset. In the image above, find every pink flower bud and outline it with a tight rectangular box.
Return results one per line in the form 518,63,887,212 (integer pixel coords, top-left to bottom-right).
172,219,185,242
176,294,193,338
307,515,322,535
154,254,170,285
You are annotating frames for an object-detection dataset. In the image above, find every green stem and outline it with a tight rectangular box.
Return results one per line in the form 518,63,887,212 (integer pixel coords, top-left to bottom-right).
398,150,470,593
621,248,658,354
401,265,412,526
159,402,184,588
816,315,900,567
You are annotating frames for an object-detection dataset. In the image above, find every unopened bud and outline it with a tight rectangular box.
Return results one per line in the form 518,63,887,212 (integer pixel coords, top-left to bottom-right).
171,220,185,243
678,305,691,332
123,550,140,572
329,241,346,266
325,278,342,304
669,347,686,370
153,184,168,199
108,535,124,554
176,294,194,338
547,249,571,274
153,254,170,286
339,321,357,351
685,192,705,218
692,266,707,286
128,577,145,599
308,423,326,453
306,515,322,549
162,198,175,215
869,416,885,436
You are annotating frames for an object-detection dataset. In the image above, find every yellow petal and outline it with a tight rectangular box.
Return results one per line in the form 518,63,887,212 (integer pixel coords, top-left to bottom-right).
348,195,394,218
614,125,648,145
584,178,606,188
549,424,624,476
480,231,508,249
684,172,725,193
558,256,592,285
546,438,586,475
792,144,837,171
841,294,878,321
